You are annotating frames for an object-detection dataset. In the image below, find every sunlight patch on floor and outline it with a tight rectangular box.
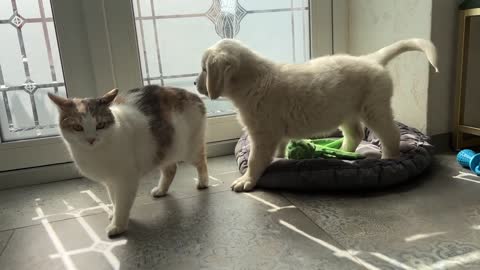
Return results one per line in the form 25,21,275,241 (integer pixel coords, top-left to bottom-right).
33,190,126,270
405,232,447,242
244,193,296,213
453,171,480,184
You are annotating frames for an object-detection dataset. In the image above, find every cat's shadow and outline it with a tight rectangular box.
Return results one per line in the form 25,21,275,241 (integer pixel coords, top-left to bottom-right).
123,191,212,241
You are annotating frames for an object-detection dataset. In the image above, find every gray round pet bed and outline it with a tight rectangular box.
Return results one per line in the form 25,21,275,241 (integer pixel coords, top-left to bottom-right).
235,122,434,191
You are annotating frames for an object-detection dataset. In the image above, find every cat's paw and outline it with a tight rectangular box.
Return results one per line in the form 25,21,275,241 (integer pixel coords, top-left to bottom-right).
231,175,256,192
106,222,127,237
151,186,167,198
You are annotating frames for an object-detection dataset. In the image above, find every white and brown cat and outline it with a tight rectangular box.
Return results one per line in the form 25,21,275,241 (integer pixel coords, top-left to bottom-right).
48,85,209,237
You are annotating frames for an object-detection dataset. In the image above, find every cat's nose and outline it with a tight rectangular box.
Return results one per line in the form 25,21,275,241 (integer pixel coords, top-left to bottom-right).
87,138,96,145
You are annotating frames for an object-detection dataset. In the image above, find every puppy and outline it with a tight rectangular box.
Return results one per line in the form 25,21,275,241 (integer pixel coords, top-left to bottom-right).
195,38,438,192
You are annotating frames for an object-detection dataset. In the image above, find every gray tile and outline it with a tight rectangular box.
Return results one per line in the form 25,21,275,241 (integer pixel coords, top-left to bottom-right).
0,191,367,270
73,252,115,270
0,226,65,270
9,152,480,269
114,191,368,269
135,155,241,200
284,153,480,269
0,156,241,231
0,230,13,256
135,165,242,204
0,178,107,231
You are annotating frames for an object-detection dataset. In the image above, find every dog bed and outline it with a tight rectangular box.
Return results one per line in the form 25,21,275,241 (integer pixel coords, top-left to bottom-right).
234,122,433,191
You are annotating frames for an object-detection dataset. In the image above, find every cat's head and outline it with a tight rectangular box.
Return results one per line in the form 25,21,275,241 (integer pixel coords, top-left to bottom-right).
48,89,119,149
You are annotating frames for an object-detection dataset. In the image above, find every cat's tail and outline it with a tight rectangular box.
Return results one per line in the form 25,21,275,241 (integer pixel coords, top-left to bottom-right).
366,38,439,72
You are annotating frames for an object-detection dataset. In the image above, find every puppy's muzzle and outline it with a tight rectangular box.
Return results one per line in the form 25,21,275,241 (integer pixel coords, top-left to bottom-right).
194,78,208,96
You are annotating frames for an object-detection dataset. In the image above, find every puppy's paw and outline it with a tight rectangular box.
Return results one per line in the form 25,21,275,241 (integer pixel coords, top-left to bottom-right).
231,175,256,192
196,182,209,190
381,154,400,160
196,177,209,190
106,222,127,237
151,186,167,198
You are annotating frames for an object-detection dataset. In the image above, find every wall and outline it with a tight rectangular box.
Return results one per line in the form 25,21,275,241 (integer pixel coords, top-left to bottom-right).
347,0,433,133
428,0,460,135
346,0,460,135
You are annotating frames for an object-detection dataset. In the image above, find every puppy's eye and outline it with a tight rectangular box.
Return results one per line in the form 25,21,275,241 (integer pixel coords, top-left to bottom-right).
96,122,106,130
202,68,206,72
72,124,83,132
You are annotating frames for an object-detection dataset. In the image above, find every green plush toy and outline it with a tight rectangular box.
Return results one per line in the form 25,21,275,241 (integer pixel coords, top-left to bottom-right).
286,138,364,160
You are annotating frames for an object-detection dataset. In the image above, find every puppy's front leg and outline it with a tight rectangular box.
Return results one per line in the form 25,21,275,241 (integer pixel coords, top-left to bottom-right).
275,139,288,158
231,136,279,192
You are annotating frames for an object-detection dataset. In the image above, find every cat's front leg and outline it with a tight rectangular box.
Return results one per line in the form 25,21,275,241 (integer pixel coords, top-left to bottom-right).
106,180,139,237
105,184,115,220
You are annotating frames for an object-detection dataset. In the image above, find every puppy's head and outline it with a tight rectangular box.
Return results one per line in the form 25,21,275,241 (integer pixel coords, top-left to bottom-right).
195,40,241,100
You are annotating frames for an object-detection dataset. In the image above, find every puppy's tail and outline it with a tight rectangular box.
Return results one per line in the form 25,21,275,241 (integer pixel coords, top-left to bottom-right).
366,39,439,72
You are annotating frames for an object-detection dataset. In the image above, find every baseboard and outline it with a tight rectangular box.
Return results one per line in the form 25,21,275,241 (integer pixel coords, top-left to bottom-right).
0,139,238,191
206,139,238,157
0,162,81,191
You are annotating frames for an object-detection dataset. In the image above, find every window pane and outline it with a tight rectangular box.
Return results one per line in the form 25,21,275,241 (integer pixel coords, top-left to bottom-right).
0,0,66,141
132,0,310,117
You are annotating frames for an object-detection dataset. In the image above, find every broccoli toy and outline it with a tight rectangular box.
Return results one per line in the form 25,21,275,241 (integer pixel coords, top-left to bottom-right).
286,138,364,160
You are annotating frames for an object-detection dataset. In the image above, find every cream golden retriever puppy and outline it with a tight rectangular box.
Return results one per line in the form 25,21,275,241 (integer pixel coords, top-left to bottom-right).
195,38,438,192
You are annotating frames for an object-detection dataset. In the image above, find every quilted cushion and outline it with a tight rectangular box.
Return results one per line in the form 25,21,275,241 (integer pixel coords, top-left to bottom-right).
234,122,433,191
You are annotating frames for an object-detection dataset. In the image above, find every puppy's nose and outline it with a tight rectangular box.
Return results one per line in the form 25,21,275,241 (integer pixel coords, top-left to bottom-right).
87,138,96,145
193,81,197,86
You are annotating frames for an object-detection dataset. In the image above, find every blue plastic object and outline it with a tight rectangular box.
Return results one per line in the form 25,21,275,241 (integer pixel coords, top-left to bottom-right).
457,149,480,175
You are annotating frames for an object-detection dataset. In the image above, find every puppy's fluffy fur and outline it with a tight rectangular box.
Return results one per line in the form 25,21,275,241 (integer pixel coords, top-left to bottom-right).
196,38,438,192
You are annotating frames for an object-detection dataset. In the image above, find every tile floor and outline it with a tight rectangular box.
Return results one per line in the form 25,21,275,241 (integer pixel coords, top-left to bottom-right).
1,152,480,269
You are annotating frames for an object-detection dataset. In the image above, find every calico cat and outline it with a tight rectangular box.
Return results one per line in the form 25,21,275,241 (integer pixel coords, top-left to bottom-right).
48,85,209,237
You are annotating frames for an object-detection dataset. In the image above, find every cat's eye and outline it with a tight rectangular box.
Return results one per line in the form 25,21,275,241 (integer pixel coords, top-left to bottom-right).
96,122,106,130
72,124,83,132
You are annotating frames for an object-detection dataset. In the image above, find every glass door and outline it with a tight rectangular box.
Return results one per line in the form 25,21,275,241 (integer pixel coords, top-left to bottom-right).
132,0,311,116
0,0,97,171
0,0,65,141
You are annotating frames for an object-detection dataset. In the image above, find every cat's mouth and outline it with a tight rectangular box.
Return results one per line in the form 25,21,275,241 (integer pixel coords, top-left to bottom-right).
87,138,96,145
83,139,101,148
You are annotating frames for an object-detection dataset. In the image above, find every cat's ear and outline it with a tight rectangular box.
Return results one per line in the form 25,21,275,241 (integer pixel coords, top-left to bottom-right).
99,88,118,106
48,93,73,111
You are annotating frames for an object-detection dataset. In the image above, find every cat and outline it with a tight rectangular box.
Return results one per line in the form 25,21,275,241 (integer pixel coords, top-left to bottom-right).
48,85,209,237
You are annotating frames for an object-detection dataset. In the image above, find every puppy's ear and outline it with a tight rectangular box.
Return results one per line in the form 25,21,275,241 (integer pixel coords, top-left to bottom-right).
48,93,73,111
206,52,237,100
